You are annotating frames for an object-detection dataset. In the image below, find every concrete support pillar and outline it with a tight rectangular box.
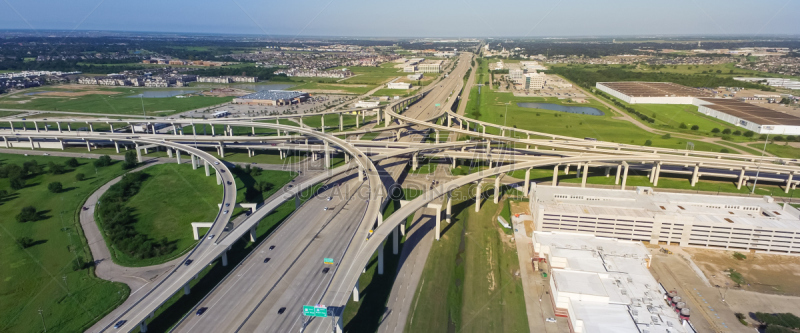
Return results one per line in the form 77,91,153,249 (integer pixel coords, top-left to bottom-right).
581,163,589,188
176,150,181,164
68,123,72,132
392,225,399,254
296,194,301,209
737,168,745,190
29,137,35,150
33,121,39,132
787,172,794,194
353,281,360,302
648,164,656,183
377,242,384,275
7,121,12,132
321,115,325,133
219,143,225,158
435,207,441,241
400,222,405,236
85,140,91,152
446,191,453,224
339,113,343,131
621,163,629,190
136,144,142,163
250,226,257,242
140,321,148,333
475,182,482,212
57,122,61,133
355,112,360,128
605,167,610,177
114,141,120,153
378,213,383,227
552,164,559,186
385,112,391,127
452,158,456,169
204,160,210,176
396,130,401,141
653,162,661,187
167,149,173,158
221,251,228,266
89,123,93,133
216,171,222,185
691,164,699,187
412,153,418,171
324,141,330,169
524,168,531,197
211,125,215,136
564,164,570,175
435,129,440,144
358,166,364,181
494,176,501,204
191,155,197,170
59,140,63,150
576,163,582,178
615,165,621,185
184,283,191,295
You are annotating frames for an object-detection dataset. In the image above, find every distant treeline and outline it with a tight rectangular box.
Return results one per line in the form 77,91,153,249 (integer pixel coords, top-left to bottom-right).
97,171,176,260
548,66,771,90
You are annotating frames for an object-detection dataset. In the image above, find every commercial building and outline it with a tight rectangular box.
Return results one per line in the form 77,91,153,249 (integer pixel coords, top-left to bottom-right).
596,82,713,104
534,231,688,333
354,100,380,108
232,90,309,106
407,73,423,80
387,82,412,89
694,98,800,135
520,61,547,71
530,185,800,255
418,60,443,73
403,65,417,73
734,77,800,90
197,76,258,83
524,72,546,90
509,69,525,84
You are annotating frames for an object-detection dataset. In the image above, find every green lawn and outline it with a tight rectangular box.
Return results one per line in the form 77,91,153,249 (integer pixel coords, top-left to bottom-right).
462,84,731,153
109,163,222,266
331,66,403,85
405,185,529,333
0,153,130,333
748,143,800,159
0,87,231,116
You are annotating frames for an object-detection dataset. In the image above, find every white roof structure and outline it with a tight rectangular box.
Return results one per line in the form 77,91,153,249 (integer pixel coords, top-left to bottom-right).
534,231,687,333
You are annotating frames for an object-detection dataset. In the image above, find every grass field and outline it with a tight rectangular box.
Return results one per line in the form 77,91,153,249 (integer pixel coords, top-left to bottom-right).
331,66,403,85
405,185,529,333
462,84,731,152
0,87,231,116
0,153,130,333
748,143,800,159
548,62,796,79
108,163,222,266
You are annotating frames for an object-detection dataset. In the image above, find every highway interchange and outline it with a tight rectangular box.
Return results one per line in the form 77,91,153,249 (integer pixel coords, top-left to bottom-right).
2,52,799,332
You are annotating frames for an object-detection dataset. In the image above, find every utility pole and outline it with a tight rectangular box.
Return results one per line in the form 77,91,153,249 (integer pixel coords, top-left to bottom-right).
38,308,46,332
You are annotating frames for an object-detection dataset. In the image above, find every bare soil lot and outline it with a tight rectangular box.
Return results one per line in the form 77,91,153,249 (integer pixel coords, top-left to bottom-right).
686,247,800,296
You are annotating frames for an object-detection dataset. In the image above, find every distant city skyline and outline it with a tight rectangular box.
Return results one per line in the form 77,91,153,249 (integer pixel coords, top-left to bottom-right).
1,0,798,38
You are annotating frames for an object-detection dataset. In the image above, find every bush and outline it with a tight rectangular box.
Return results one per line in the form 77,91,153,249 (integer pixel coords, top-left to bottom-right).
644,139,653,146
691,125,700,131
9,176,25,190
17,236,35,249
48,162,66,175
122,151,138,169
679,122,688,129
711,128,721,133
722,128,732,135
94,155,113,167
66,157,80,168
71,256,88,271
733,252,747,260
16,206,39,223
743,130,755,137
75,173,85,181
722,135,732,140
774,135,785,142
787,135,797,142
720,148,730,153
47,181,63,193
733,130,742,136
661,133,671,139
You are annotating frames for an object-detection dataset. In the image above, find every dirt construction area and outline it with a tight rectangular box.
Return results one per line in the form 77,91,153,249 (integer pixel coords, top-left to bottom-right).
650,245,800,333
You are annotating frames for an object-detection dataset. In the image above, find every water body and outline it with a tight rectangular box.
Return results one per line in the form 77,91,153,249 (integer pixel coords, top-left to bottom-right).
516,102,604,116
127,90,200,98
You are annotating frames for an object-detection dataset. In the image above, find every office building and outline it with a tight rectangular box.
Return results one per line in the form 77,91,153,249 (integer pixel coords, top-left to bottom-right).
524,72,546,90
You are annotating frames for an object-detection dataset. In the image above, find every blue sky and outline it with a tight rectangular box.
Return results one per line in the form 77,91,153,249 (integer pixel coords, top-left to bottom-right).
1,0,798,37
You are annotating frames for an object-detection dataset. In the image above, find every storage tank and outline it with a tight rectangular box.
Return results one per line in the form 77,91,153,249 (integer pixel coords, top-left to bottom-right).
675,302,686,313
680,308,691,320
671,296,682,307
667,291,678,301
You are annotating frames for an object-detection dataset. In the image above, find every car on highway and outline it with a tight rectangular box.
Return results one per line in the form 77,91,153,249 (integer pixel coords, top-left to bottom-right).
322,267,330,274
214,162,220,165
43,153,49,156
263,257,271,263
195,307,208,316
113,320,127,329
277,307,286,314
227,181,232,185
323,207,328,211
269,245,275,250
546,318,557,323
82,206,89,211
184,259,193,266
223,210,229,214
220,169,226,173
327,196,332,201
225,203,230,207
207,234,215,240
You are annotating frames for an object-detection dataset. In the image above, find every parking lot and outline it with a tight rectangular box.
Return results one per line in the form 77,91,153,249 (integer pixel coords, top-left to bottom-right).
176,94,355,119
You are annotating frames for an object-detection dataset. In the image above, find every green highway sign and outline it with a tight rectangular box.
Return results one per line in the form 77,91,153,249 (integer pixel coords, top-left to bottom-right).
435,103,441,107
323,258,334,265
303,305,328,317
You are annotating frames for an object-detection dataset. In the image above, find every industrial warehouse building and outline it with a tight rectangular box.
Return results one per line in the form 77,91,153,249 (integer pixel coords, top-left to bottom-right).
694,98,800,135
387,82,412,89
596,82,712,104
232,90,309,106
530,185,800,255
534,232,688,333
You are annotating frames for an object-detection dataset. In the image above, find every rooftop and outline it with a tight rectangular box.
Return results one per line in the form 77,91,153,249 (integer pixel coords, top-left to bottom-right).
533,186,800,230
696,98,800,126
534,231,687,333
598,81,713,98
237,90,306,100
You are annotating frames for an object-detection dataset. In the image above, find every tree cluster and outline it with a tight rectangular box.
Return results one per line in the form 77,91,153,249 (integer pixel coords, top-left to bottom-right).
550,66,771,91
753,312,800,332
96,172,176,259
595,91,655,123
